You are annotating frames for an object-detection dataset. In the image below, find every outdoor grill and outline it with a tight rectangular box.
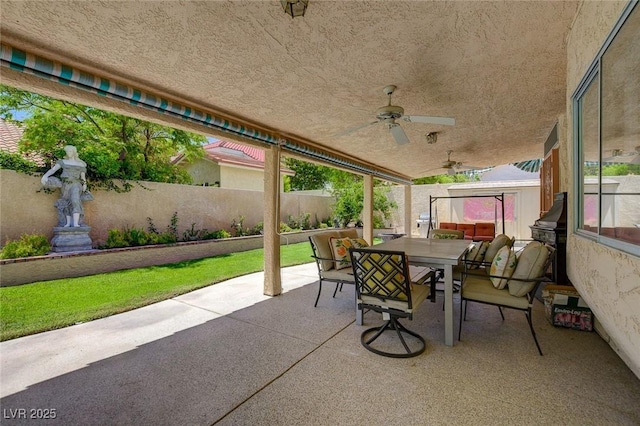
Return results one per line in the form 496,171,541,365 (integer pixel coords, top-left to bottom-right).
416,213,435,237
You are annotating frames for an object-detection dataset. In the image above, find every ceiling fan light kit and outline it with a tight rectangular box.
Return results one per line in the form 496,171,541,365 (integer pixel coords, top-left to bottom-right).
281,0,308,18
425,132,438,144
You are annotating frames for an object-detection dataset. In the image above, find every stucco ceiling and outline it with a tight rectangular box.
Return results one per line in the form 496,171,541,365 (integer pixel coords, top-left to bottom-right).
0,1,580,180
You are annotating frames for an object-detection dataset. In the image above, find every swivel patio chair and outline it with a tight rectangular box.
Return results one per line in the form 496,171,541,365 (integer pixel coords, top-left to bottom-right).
350,247,434,358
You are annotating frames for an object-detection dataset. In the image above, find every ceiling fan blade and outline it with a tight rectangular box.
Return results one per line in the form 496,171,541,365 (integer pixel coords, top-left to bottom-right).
334,121,378,137
389,124,410,145
403,115,456,126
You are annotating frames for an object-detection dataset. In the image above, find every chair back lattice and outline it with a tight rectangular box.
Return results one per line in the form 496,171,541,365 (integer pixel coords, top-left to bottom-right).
350,248,413,310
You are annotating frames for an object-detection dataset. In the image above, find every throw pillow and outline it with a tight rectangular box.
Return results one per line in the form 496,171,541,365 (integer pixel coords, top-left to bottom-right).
433,232,459,239
476,241,490,262
350,237,369,248
329,237,353,270
484,234,511,263
489,245,517,289
467,241,490,269
508,242,549,297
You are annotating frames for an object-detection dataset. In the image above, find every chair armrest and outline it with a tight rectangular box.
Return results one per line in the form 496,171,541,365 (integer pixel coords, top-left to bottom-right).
410,268,436,286
310,254,338,262
462,267,546,282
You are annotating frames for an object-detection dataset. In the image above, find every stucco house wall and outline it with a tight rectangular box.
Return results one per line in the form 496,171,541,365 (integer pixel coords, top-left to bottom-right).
184,158,221,186
220,166,268,191
0,170,332,246
564,0,640,378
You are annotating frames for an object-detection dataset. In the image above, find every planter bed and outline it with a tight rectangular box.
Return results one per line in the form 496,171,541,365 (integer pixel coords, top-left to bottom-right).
0,229,335,287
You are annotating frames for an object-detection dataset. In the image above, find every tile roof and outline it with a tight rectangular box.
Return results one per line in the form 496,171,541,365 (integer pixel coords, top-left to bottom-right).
0,119,46,166
205,140,265,162
0,118,24,154
201,140,293,174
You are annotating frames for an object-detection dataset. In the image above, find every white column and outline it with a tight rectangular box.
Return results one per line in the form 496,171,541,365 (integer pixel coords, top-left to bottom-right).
404,184,412,238
263,146,281,296
363,175,374,245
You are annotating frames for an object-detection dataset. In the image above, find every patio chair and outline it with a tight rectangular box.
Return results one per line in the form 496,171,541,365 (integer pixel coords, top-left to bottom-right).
308,232,357,307
350,247,435,358
429,229,465,296
458,241,554,355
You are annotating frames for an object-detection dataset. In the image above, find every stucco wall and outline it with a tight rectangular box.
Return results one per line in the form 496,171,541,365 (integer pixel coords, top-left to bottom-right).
388,183,454,236
0,170,332,246
564,0,640,378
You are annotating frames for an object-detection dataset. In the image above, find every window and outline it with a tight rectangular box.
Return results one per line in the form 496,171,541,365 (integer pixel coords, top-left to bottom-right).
573,2,640,255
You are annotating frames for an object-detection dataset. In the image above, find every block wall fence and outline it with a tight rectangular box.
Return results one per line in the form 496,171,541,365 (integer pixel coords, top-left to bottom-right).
0,170,333,246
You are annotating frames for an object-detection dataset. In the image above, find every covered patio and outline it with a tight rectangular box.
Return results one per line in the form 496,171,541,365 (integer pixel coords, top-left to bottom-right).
2,263,639,424
1,0,639,418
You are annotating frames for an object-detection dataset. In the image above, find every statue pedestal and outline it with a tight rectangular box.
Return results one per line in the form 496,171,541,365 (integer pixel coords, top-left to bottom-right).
51,226,93,253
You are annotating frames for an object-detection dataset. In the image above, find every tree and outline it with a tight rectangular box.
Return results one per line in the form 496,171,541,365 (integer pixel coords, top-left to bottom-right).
0,85,206,190
412,173,476,184
328,169,397,228
284,157,331,191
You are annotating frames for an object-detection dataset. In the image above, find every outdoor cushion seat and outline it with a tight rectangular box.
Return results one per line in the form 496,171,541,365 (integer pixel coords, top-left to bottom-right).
321,268,355,282
460,275,529,309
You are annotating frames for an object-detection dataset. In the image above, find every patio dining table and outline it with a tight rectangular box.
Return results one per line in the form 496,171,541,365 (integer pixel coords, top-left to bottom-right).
373,237,474,346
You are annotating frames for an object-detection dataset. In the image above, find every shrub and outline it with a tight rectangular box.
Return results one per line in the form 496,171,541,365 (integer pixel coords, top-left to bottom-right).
183,223,208,241
0,151,42,175
213,229,231,239
0,233,51,259
280,222,293,233
103,229,129,248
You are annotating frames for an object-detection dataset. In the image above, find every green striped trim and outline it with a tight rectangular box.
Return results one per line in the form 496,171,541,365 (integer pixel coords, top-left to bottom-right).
0,43,412,185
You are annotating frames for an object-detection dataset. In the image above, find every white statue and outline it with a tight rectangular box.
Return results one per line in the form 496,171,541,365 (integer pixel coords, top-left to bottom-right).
41,145,92,227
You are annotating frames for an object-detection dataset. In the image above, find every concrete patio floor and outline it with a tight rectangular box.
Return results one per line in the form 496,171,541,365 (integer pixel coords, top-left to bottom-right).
1,263,639,425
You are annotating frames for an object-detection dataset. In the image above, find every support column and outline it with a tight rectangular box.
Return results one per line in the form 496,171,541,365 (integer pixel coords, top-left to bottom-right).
404,184,412,238
263,146,282,296
363,175,374,245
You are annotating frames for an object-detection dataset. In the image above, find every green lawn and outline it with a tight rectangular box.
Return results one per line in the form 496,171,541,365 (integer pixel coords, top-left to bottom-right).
0,242,313,341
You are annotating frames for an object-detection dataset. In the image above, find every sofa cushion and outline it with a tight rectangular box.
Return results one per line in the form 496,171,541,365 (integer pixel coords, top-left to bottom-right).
439,222,457,230
330,237,354,270
508,242,549,297
489,245,517,289
310,231,340,271
484,234,511,263
475,222,496,237
456,223,475,240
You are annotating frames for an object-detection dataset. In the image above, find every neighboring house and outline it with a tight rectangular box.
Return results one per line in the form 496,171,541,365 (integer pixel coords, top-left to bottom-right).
0,118,44,165
173,140,294,191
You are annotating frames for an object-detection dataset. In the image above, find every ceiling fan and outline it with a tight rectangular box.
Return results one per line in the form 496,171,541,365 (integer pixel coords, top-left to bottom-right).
427,150,481,175
337,85,455,145
603,146,640,164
